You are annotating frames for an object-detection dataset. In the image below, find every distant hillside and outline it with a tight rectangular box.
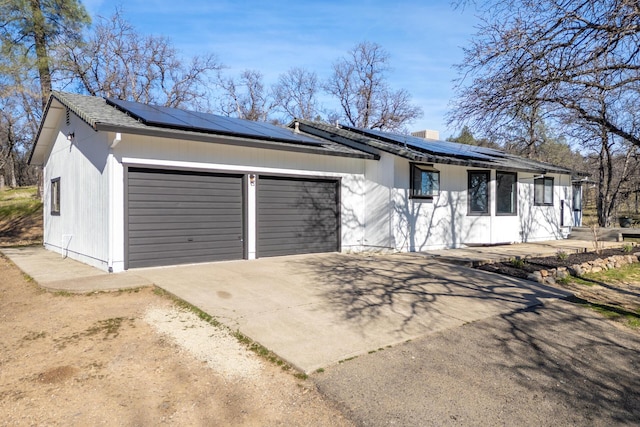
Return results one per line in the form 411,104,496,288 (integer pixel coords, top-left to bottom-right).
0,187,43,246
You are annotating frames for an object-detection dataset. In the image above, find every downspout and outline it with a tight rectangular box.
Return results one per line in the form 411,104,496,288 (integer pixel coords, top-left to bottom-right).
111,133,122,149
107,133,121,272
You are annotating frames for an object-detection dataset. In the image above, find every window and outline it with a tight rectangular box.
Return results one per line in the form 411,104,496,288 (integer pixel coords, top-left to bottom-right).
51,178,60,215
496,172,517,215
468,170,490,215
410,164,440,198
534,177,554,206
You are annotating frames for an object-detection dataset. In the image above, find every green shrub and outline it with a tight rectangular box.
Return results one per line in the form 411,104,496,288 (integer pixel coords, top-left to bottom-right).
510,257,525,268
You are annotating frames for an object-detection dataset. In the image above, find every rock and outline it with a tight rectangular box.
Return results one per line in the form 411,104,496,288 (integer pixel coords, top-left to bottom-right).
570,265,584,276
556,269,569,279
528,271,543,283
591,266,602,273
540,269,549,277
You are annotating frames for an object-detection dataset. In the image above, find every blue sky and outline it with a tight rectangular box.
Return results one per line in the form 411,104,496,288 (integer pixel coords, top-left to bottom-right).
82,0,480,138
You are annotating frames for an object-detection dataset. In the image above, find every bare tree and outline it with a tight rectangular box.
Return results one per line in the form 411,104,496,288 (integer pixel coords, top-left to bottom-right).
61,9,221,110
0,108,18,189
324,41,422,131
272,67,320,121
218,69,273,121
449,0,640,148
571,101,639,226
0,93,39,189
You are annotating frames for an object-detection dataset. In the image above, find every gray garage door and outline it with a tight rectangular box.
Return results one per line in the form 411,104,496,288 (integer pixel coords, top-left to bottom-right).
257,176,340,257
127,168,244,268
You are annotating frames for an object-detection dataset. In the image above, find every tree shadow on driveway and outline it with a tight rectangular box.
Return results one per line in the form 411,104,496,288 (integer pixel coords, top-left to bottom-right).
473,301,640,424
291,253,569,336
313,298,640,425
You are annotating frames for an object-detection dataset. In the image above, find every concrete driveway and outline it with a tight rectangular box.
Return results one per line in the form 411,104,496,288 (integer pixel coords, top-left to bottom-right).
135,252,569,373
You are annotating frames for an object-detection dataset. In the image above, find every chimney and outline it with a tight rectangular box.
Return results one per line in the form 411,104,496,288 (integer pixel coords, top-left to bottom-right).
411,129,440,140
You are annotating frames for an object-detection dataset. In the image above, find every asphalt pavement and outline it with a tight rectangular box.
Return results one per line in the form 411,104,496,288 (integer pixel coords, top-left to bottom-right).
312,299,640,426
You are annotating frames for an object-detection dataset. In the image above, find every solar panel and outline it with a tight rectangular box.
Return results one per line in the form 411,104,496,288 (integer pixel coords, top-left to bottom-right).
345,126,505,161
105,97,324,146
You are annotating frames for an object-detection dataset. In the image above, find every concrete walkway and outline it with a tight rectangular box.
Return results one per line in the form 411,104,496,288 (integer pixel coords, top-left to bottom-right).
423,239,625,266
0,246,151,292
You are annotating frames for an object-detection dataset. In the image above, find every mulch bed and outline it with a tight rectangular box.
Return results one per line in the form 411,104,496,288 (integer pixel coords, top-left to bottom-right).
477,247,634,280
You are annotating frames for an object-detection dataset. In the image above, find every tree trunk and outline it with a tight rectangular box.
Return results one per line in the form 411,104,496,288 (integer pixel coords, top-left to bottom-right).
7,153,17,188
30,0,52,110
36,167,43,200
0,173,5,192
597,137,610,227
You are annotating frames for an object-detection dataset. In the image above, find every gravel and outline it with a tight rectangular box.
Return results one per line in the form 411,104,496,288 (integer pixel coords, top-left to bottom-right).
144,306,263,381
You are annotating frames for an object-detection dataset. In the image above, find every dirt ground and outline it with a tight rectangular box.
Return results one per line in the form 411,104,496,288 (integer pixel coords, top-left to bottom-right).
0,212,41,248
0,254,353,426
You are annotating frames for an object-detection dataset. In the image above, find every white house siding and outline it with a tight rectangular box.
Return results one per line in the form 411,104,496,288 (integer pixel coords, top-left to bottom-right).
372,157,573,252
518,173,572,242
109,133,368,271
391,159,478,251
362,154,394,251
43,115,110,270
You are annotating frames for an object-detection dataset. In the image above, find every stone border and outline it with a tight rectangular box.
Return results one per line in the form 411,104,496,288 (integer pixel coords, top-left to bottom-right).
528,252,640,285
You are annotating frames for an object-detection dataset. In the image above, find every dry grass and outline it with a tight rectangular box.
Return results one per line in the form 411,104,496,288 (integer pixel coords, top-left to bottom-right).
0,186,42,246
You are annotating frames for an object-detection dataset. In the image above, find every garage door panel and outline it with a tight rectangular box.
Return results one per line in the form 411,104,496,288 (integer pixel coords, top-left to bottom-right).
259,204,337,214
129,199,239,209
257,242,338,258
128,233,241,245
260,188,336,199
258,224,337,236
129,207,242,217
129,239,241,254
258,234,337,247
128,227,240,237
128,220,242,232
257,176,339,257
130,245,242,259
127,168,244,268
258,211,337,221
128,185,242,197
129,251,240,268
259,179,333,189
128,186,240,196
128,214,242,224
129,173,240,185
258,224,337,234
